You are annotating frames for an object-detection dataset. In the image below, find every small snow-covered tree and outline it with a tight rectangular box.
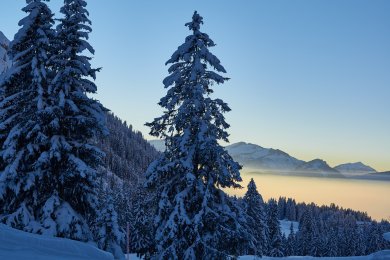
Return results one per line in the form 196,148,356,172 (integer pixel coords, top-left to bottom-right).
95,194,124,259
0,0,55,232
267,198,284,257
145,11,251,259
243,178,268,256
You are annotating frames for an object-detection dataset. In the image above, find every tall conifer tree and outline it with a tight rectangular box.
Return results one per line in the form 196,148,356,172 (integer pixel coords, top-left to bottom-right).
49,0,123,256
145,11,251,259
0,0,56,232
1,1,123,257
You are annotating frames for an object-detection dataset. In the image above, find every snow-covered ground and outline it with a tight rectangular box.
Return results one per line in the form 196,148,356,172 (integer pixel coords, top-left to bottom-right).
239,251,390,259
1,223,389,260
279,220,299,237
0,224,114,260
384,232,390,242
126,252,390,260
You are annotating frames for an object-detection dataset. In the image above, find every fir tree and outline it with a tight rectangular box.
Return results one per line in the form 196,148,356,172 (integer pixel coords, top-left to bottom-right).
145,11,251,259
0,0,56,232
243,178,267,256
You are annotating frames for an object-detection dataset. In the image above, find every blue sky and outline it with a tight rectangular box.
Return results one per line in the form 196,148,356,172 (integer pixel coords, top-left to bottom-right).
1,1,389,171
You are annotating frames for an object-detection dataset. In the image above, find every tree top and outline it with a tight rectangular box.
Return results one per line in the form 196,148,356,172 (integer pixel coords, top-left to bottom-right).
185,11,203,32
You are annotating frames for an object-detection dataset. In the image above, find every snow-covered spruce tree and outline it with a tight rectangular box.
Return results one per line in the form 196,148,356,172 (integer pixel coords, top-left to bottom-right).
0,0,56,231
145,11,252,259
267,198,285,257
0,0,122,257
49,0,123,256
243,178,268,256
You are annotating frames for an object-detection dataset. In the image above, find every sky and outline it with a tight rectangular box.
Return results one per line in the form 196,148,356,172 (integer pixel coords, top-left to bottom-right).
0,1,389,171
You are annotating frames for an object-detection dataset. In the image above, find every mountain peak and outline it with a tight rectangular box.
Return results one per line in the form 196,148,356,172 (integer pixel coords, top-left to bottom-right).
296,159,340,175
335,162,377,175
225,142,304,171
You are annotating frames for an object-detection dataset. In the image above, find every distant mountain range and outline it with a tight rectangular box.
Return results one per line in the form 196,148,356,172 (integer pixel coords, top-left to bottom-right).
149,140,389,180
0,31,11,74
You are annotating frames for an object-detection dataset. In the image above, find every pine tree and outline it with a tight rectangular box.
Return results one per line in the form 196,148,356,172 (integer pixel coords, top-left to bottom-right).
0,0,56,232
243,178,268,256
145,11,251,259
267,198,284,257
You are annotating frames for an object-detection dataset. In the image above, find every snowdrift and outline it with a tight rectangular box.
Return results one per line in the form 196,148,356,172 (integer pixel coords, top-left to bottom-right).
0,224,114,260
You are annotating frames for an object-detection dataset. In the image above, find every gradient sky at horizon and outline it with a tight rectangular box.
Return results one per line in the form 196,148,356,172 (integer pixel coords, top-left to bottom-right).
1,1,389,171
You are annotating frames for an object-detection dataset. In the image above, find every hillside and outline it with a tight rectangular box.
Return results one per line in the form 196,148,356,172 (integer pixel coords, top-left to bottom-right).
98,113,159,182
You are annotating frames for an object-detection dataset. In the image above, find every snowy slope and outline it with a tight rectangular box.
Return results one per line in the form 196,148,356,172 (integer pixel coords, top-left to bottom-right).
0,31,11,74
384,232,390,242
279,220,299,237
335,162,377,176
0,224,114,260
